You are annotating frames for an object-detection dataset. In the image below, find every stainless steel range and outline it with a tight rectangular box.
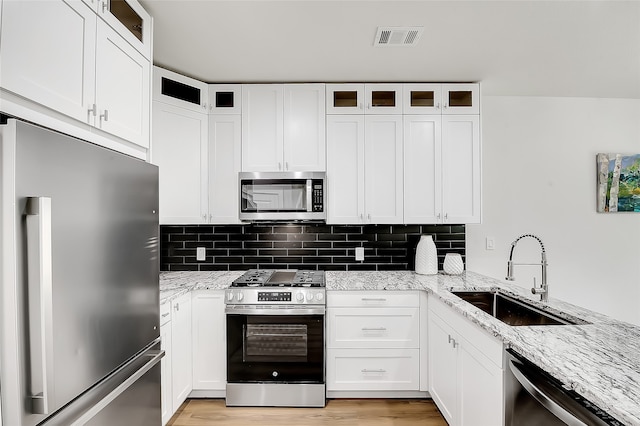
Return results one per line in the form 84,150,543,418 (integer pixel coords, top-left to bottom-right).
225,269,326,407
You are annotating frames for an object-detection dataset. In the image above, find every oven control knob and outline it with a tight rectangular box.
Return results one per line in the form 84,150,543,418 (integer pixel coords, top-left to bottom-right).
272,371,279,377
227,292,234,302
306,292,313,301
296,293,304,302
236,292,244,301
315,293,324,301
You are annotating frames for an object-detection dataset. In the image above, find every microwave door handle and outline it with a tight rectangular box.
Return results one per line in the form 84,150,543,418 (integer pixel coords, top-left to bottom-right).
306,179,312,212
26,197,55,415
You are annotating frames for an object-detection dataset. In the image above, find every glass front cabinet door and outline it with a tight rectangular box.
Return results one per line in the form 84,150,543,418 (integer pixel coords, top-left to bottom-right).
404,83,479,115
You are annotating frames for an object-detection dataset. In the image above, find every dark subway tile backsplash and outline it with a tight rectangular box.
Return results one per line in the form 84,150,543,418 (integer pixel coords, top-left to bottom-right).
161,223,465,272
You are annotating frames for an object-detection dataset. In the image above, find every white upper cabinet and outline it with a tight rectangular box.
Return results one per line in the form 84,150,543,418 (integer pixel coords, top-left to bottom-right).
327,84,403,115
0,0,152,150
242,84,326,172
94,20,150,147
153,66,209,113
441,115,481,223
404,83,479,114
152,100,208,224
209,84,242,114
283,84,326,171
84,0,152,59
326,115,403,224
0,0,97,125
208,114,242,224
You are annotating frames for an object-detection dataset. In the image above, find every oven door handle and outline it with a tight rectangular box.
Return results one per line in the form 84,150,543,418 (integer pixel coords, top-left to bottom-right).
508,358,589,426
225,306,326,315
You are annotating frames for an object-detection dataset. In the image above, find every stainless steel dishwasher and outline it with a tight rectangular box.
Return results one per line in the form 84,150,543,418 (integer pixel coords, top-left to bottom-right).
504,349,623,426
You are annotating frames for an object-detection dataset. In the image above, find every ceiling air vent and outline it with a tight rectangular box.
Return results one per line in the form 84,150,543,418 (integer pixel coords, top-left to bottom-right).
374,26,424,47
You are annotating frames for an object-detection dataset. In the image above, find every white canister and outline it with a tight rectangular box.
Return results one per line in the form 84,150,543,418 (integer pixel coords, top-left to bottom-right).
415,235,438,275
443,253,464,275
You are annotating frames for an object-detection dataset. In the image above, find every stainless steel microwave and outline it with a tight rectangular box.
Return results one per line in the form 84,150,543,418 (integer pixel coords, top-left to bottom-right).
239,171,326,221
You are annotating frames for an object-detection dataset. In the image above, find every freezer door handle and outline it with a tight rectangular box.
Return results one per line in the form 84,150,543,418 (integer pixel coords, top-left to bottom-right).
26,197,55,415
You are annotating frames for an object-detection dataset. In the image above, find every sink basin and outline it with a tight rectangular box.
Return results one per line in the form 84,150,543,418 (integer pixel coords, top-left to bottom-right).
451,291,587,326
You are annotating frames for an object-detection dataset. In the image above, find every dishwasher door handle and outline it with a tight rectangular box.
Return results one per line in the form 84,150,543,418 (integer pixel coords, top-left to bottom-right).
508,359,588,426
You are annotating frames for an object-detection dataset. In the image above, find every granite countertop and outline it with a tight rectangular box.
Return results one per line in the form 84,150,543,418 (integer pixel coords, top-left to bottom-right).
159,270,640,425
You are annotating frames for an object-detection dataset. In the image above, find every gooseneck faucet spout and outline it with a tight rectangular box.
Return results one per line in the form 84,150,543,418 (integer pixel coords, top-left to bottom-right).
505,234,548,302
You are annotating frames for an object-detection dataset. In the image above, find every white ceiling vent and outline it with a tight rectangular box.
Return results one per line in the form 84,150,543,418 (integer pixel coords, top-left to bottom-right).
374,26,424,47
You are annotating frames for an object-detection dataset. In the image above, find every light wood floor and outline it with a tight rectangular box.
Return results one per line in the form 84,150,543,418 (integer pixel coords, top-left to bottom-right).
168,398,448,426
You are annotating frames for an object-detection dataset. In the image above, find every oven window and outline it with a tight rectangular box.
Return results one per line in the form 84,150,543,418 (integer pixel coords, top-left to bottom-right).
244,324,308,362
227,314,324,383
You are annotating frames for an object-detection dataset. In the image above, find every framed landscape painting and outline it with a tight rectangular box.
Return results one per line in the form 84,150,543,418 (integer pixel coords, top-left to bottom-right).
597,153,640,212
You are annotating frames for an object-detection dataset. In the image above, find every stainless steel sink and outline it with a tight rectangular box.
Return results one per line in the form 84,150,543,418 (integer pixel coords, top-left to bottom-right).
451,291,587,326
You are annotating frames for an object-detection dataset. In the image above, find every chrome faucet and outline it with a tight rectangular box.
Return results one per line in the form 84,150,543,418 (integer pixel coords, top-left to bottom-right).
505,234,548,302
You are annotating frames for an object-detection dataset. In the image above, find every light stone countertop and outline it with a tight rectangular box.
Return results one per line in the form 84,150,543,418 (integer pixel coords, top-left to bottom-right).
159,269,639,425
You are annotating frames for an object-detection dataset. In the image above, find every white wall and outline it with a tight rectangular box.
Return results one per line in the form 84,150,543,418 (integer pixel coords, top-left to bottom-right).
467,96,640,325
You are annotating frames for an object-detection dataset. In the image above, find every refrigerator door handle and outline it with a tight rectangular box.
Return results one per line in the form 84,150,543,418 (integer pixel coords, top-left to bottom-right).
26,196,55,415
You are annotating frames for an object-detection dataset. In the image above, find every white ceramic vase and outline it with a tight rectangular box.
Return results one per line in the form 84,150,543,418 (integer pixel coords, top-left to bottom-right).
415,235,438,275
443,253,464,275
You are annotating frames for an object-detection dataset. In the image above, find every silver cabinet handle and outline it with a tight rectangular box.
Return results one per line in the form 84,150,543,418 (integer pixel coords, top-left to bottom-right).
367,213,371,221
88,104,97,117
100,109,109,123
361,298,387,302
362,327,387,331
444,213,448,220
174,303,180,312
26,197,54,415
101,0,107,13
448,335,458,348
436,102,441,110
361,369,386,373
285,162,289,170
278,162,282,170
161,313,170,318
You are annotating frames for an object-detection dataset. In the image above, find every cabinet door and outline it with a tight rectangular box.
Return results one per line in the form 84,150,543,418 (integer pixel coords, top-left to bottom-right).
208,115,242,224
458,341,504,426
403,115,442,224
209,84,242,114
365,84,403,115
160,322,173,425
441,115,481,224
283,84,326,171
97,0,152,59
241,84,284,171
326,115,365,224
0,0,96,124
326,84,364,115
403,84,442,114
442,84,479,115
364,115,404,224
152,101,208,224
153,66,209,113
192,291,226,391
94,20,150,148
428,312,458,426
171,294,193,411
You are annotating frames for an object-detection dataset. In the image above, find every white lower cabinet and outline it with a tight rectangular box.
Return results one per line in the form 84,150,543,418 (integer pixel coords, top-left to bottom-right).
160,302,173,426
428,296,504,426
171,292,193,414
191,290,226,395
327,291,425,396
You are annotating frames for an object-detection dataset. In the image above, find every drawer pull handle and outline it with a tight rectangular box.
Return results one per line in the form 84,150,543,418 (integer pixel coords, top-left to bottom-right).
361,298,387,302
362,327,387,331
161,313,170,318
361,369,386,373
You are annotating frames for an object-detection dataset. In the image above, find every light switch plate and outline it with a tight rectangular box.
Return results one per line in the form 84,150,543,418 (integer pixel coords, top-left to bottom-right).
355,247,365,261
486,237,495,250
196,247,206,261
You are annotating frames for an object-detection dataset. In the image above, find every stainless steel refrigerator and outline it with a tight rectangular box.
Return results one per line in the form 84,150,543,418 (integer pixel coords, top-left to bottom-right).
0,119,162,425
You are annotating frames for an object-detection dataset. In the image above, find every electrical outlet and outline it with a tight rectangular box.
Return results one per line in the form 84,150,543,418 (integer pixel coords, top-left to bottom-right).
196,247,206,261
355,247,365,261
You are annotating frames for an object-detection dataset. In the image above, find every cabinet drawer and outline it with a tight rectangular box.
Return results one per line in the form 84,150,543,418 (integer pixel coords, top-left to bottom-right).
327,348,420,391
160,301,171,326
328,307,419,348
327,291,419,308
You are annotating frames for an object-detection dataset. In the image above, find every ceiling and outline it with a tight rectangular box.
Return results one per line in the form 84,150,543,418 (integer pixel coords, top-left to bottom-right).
139,0,640,98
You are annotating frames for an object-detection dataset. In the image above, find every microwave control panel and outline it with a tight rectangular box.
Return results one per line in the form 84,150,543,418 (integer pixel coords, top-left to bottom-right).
312,179,324,212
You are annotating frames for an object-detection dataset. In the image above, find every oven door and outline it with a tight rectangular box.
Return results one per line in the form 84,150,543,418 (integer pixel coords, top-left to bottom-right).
226,308,325,384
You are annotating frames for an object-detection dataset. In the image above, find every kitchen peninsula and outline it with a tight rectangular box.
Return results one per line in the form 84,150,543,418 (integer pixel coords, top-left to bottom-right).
160,270,640,426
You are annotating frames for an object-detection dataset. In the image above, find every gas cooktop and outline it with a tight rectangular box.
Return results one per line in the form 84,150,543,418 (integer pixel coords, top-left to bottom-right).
231,269,325,288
